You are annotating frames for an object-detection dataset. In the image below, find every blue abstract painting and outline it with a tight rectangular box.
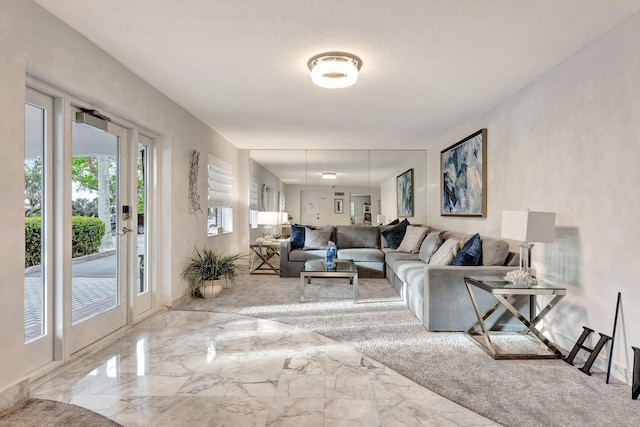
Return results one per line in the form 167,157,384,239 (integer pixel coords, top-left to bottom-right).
441,129,486,217
396,168,414,217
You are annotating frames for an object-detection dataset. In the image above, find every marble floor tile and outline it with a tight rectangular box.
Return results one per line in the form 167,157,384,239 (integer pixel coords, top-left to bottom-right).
30,310,499,426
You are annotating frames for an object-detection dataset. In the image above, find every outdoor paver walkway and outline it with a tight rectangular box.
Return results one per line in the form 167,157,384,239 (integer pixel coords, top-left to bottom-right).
24,255,118,341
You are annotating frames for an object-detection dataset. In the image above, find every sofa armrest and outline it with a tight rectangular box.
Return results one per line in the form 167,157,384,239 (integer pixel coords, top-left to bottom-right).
422,265,518,331
279,239,291,266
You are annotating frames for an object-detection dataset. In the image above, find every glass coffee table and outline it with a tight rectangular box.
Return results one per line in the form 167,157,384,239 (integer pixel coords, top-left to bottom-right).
300,259,359,303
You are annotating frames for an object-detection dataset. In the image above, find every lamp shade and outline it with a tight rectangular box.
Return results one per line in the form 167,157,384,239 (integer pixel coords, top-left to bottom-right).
257,211,281,225
501,211,556,243
376,214,386,225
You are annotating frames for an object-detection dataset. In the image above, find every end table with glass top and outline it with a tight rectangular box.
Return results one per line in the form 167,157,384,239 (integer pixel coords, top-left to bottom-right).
249,240,283,275
464,275,566,360
300,259,359,303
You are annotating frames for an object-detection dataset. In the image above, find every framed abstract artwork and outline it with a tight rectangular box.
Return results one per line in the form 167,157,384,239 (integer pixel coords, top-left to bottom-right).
334,198,344,214
396,168,414,217
440,129,487,217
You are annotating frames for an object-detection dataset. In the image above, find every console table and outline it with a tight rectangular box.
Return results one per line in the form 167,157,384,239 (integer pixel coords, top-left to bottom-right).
464,276,566,360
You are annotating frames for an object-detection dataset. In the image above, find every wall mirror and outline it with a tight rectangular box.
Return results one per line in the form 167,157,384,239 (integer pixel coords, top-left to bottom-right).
249,149,426,238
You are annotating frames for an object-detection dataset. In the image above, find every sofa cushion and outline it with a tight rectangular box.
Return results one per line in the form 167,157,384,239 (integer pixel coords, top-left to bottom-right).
452,233,482,266
394,260,425,283
428,238,460,265
418,230,444,263
337,248,385,263
384,251,419,268
336,225,380,249
388,218,400,225
303,228,331,250
397,225,429,253
289,249,326,262
381,219,410,249
480,237,510,266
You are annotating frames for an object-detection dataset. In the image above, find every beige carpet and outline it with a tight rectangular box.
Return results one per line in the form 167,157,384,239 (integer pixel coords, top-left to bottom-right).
178,273,640,427
0,398,121,427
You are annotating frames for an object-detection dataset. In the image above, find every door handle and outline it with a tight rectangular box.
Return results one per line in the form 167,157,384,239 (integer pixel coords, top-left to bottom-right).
118,226,133,235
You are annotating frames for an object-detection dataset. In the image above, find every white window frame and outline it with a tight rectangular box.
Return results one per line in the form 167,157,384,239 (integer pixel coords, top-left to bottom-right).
207,154,234,236
249,175,258,229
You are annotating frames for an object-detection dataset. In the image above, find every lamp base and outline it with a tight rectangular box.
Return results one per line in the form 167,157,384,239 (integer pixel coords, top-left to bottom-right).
519,242,534,274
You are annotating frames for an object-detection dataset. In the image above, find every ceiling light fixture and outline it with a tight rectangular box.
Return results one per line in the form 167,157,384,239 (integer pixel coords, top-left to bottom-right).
308,52,362,89
322,172,337,180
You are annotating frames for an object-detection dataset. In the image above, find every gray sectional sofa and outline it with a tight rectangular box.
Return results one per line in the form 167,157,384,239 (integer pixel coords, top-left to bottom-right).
279,224,525,332
279,225,385,278
384,229,522,331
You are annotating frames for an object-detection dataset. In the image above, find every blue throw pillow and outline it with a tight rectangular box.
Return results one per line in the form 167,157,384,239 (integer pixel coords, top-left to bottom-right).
290,224,306,249
381,219,410,250
387,218,400,225
452,233,482,266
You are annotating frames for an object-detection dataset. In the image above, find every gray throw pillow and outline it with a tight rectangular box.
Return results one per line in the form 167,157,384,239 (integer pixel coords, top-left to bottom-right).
428,238,460,265
418,230,444,263
397,226,429,253
303,228,331,250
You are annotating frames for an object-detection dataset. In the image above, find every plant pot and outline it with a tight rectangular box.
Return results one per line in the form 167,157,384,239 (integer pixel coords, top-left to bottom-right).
199,279,223,299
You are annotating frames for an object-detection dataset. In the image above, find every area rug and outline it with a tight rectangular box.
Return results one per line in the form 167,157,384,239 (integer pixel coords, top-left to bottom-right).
177,273,640,427
0,398,121,427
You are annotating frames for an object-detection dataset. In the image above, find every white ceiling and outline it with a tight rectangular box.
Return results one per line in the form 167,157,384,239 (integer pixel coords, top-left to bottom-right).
36,0,640,151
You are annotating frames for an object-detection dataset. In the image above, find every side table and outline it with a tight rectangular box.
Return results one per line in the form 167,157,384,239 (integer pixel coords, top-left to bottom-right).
464,276,566,360
249,240,283,275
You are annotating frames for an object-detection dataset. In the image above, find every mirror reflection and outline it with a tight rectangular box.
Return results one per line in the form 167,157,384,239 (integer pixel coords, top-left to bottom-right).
249,149,426,240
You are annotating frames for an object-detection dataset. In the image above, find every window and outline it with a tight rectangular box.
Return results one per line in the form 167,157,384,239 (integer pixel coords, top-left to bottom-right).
249,175,258,229
207,154,233,236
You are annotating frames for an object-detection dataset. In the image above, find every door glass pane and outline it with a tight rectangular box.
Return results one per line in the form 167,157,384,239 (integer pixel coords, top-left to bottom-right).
24,103,45,342
137,142,147,294
71,121,118,324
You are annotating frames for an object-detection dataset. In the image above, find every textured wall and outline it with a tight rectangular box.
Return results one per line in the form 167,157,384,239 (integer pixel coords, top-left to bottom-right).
0,0,243,397
426,12,640,381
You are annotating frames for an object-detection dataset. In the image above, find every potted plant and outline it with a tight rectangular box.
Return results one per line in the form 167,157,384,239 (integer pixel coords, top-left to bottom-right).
181,246,244,298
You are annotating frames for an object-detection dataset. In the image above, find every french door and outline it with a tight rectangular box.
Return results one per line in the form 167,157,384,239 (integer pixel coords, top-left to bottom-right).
67,107,128,353
24,88,54,371
24,90,154,373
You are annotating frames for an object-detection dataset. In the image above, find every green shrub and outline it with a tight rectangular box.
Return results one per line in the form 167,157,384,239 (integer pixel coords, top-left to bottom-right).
25,217,42,267
24,216,107,267
71,216,106,258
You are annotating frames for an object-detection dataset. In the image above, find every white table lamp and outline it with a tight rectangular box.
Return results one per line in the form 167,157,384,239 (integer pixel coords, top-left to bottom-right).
376,215,386,225
257,211,281,239
501,210,556,273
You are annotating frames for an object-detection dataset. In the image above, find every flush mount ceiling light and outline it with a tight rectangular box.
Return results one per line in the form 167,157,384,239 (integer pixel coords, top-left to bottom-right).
322,172,337,180
308,52,362,89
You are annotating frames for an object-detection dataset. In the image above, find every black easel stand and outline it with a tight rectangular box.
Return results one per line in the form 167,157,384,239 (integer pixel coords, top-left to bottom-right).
606,292,621,384
565,326,611,376
633,346,640,400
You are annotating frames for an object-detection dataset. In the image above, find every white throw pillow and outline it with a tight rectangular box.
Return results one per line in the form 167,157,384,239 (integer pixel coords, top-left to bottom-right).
303,228,332,250
428,238,460,265
397,225,429,253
